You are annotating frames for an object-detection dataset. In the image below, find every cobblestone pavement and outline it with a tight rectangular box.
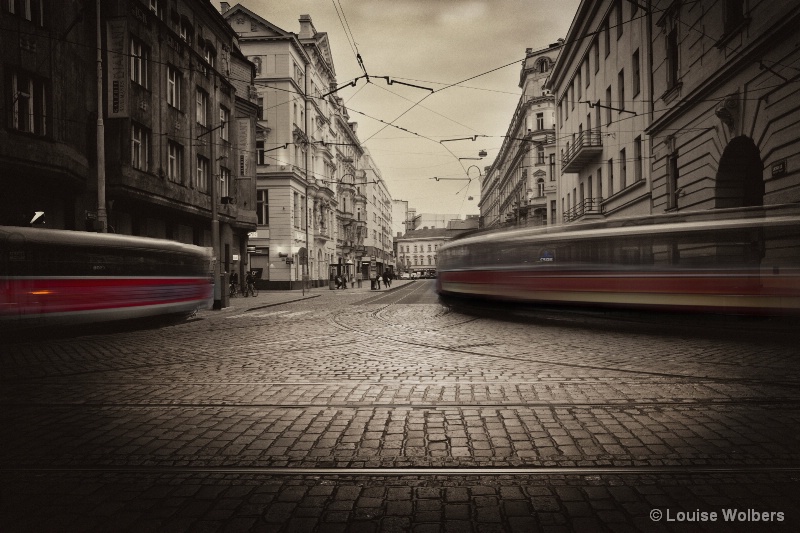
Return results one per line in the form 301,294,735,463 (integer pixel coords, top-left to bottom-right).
2,281,800,531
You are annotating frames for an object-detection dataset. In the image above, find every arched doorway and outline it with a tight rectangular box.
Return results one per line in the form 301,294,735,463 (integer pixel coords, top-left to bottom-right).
715,136,764,208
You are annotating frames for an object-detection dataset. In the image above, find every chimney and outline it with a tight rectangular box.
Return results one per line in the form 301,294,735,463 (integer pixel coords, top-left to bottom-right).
220,2,230,13
299,14,315,39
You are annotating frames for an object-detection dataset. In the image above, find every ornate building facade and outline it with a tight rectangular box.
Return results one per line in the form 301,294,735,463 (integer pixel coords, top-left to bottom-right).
479,42,561,229
223,5,391,289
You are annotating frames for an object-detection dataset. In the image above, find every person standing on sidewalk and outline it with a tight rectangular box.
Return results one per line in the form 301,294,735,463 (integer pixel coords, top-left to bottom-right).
356,272,362,288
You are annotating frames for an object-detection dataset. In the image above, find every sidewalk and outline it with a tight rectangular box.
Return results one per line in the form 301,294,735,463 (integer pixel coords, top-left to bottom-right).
210,279,417,314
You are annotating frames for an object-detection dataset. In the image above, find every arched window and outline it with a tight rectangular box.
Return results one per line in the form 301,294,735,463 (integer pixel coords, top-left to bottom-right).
538,58,550,73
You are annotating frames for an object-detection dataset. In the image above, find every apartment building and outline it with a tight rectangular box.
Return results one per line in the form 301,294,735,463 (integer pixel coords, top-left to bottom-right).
546,0,652,224
647,0,800,212
1,0,258,308
480,42,561,229
223,4,391,289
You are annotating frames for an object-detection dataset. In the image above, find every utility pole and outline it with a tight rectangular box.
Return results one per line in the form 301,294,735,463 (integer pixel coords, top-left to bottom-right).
95,0,107,232
303,60,310,296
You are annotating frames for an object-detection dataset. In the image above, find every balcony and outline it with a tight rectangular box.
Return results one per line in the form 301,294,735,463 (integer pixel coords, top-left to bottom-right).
563,197,604,223
562,130,603,173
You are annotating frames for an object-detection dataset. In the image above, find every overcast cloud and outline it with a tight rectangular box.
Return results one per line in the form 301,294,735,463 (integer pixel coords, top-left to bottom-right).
214,0,581,216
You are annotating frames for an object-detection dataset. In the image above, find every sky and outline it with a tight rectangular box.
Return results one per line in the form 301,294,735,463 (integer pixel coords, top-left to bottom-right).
213,0,582,216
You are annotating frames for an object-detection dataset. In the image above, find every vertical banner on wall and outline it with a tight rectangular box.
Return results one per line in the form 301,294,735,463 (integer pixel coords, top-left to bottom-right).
106,19,129,118
237,118,252,200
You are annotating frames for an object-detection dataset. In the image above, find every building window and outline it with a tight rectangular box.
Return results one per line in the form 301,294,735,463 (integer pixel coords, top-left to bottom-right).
618,69,625,113
168,141,183,182
196,155,208,191
219,107,229,141
549,154,556,181
130,37,149,88
607,158,614,196
724,0,745,34
597,167,603,202
616,0,623,38
593,38,600,73
256,140,266,165
204,46,215,69
597,166,603,200
167,66,181,109
604,18,610,58
537,178,545,197
8,70,47,135
293,192,300,228
605,86,612,125
620,148,627,189
632,50,641,97
196,88,208,126
148,0,162,19
179,19,192,43
577,71,582,101
7,0,44,25
537,145,545,165
536,112,544,130
220,166,230,198
667,154,679,209
131,122,150,171
634,136,643,182
667,28,679,89
257,189,269,225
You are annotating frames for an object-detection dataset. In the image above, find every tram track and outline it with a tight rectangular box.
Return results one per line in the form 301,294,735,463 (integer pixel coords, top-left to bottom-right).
4,397,800,408
329,301,800,388
5,464,800,476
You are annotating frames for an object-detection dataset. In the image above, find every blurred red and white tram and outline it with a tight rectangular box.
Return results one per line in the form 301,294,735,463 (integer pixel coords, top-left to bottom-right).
436,209,800,315
1,226,213,328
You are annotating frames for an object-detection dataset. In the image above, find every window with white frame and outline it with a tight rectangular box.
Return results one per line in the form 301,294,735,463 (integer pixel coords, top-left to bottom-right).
130,37,149,88
537,145,545,165
196,87,208,126
204,45,215,68
220,166,230,198
6,0,43,25
9,70,47,135
257,189,269,225
219,107,229,141
196,155,208,191
131,122,150,171
167,66,181,109
634,136,643,182
167,141,183,182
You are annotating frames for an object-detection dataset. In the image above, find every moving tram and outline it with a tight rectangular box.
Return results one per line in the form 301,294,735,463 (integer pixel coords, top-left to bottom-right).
436,208,800,315
1,225,213,328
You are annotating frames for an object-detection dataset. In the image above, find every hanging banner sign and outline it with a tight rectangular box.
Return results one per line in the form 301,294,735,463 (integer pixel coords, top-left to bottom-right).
106,19,129,118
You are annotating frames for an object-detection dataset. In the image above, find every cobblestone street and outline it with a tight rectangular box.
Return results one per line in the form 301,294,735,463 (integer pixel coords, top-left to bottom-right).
2,280,800,532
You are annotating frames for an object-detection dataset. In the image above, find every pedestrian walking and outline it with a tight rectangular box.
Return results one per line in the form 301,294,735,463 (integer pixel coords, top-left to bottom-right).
382,270,389,289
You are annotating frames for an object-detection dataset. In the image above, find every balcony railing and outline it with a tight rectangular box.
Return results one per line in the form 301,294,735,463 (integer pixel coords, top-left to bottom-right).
563,197,604,223
562,130,603,173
